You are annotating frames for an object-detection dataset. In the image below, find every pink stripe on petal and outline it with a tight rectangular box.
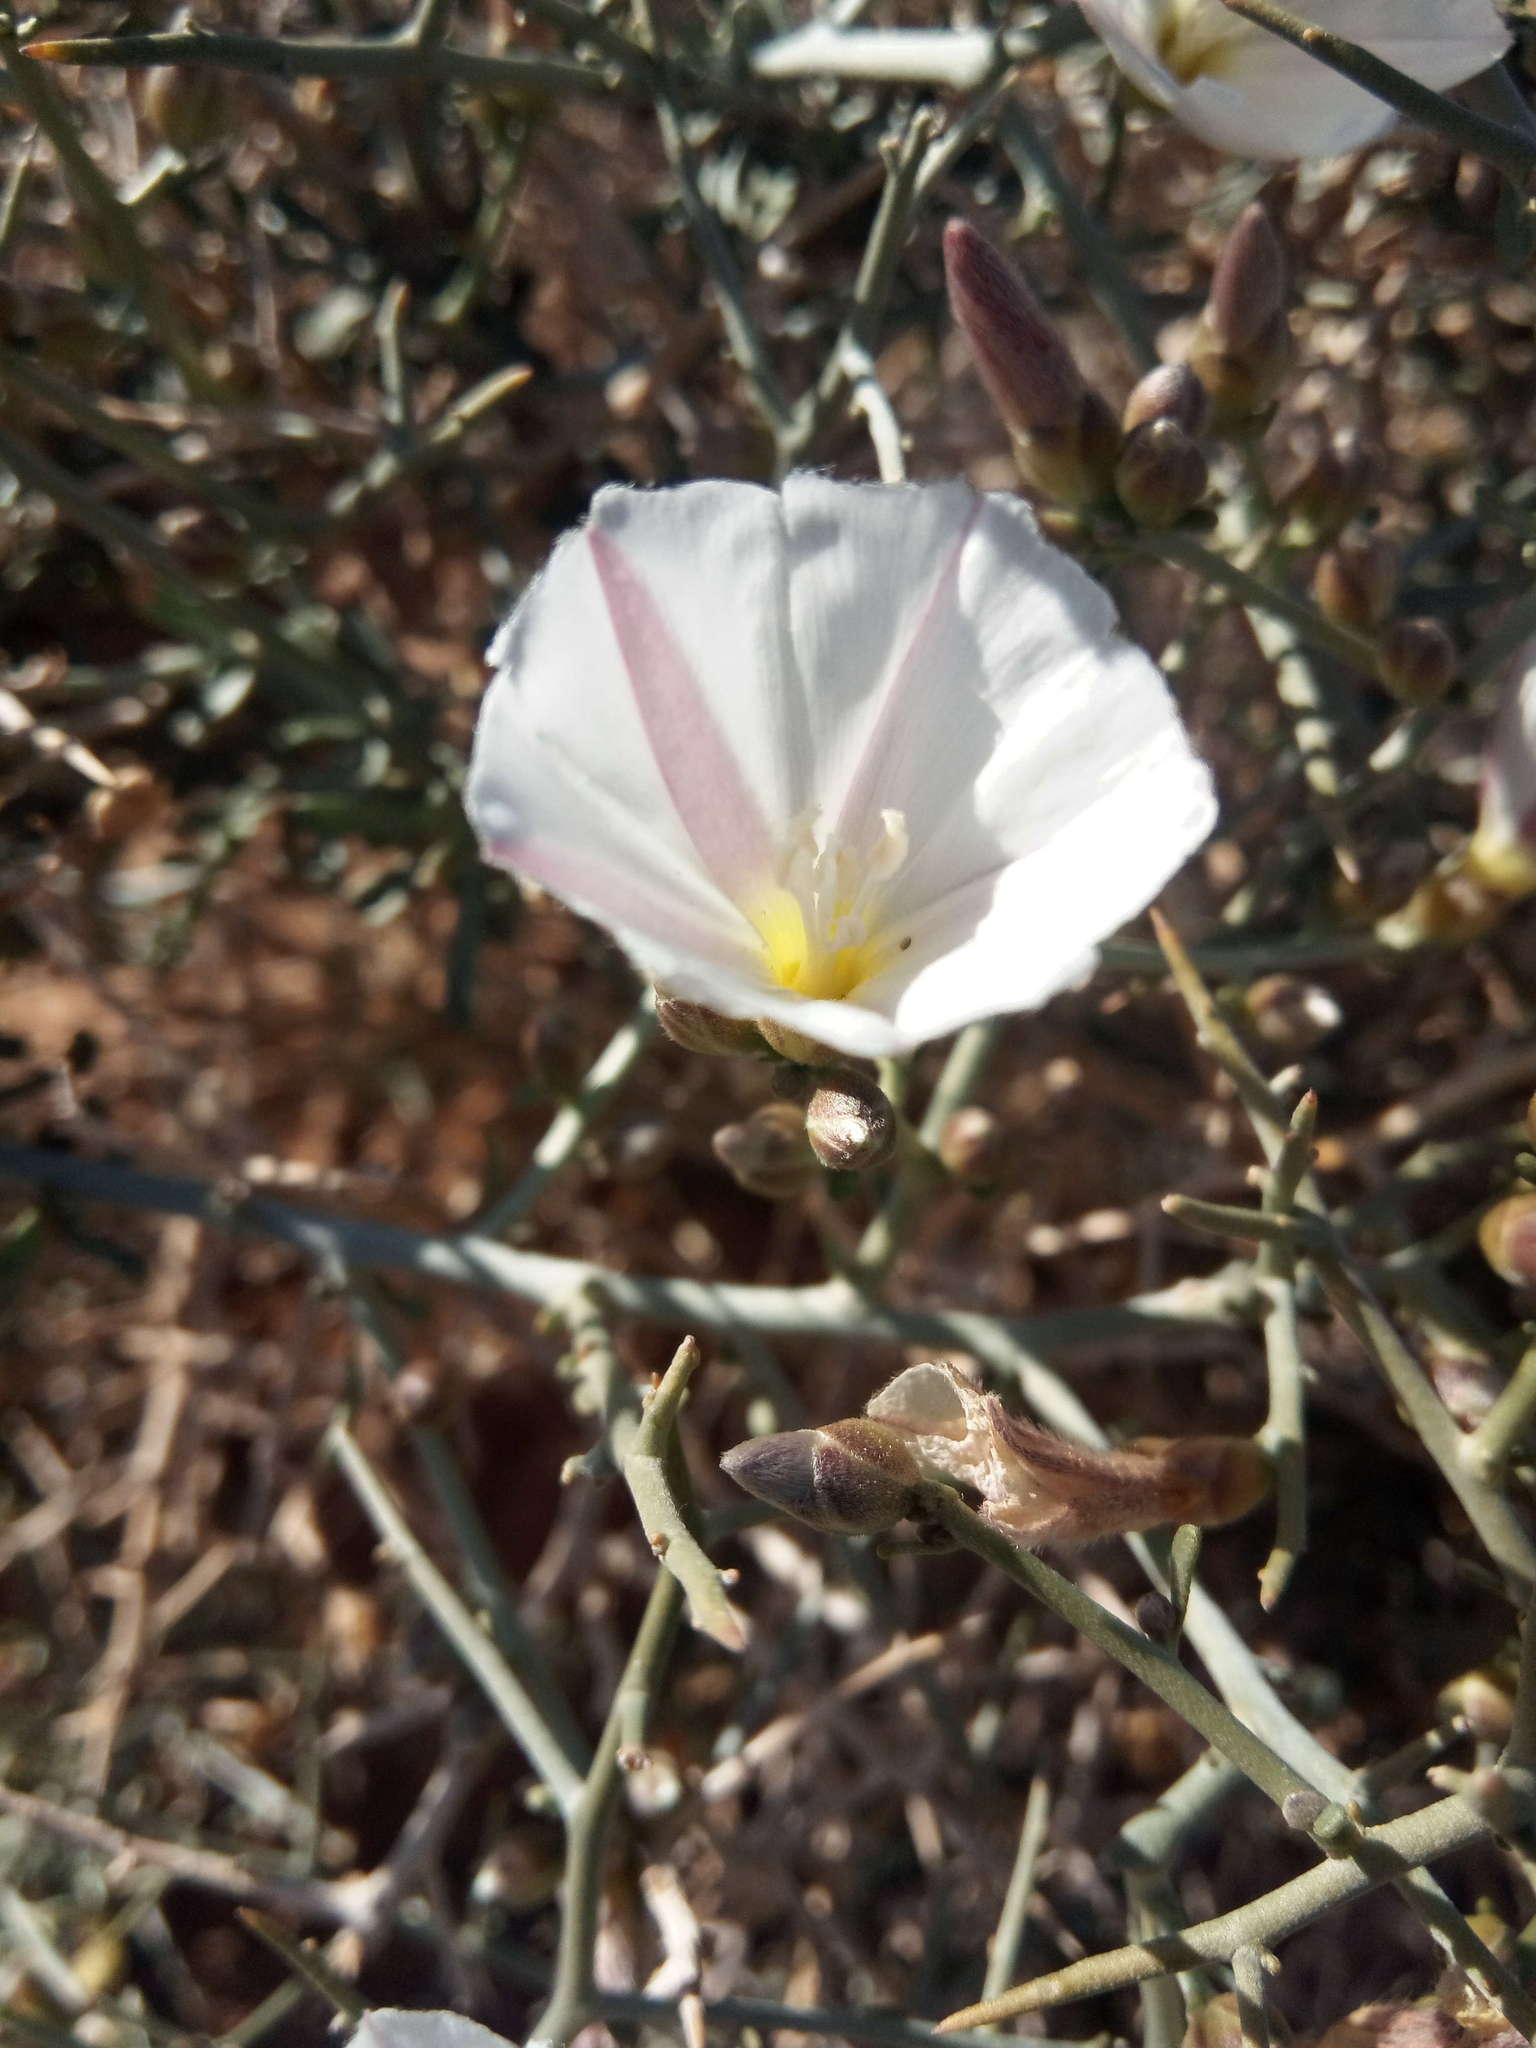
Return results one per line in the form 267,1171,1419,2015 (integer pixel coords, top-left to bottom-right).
588,527,776,899
830,501,983,842
484,833,751,966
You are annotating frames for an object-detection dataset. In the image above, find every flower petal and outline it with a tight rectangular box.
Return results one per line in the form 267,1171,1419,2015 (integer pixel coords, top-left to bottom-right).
351,2013,516,2048
1078,0,1509,160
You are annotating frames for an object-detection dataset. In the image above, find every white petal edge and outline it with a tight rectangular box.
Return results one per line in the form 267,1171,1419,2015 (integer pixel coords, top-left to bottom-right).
351,2012,516,2048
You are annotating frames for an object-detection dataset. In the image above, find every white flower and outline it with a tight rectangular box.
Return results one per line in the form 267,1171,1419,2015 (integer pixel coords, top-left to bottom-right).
351,2013,515,2048
1077,0,1510,159
467,477,1215,1059
1472,638,1536,892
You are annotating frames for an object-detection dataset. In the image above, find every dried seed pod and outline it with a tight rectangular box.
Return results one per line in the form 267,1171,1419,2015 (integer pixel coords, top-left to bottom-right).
654,991,767,1058
720,1417,924,1535
1122,362,1209,437
143,65,231,155
1313,533,1398,633
943,217,1118,507
1114,418,1208,529
1188,203,1290,425
1478,1192,1536,1284
805,1068,897,1172
1376,617,1456,708
712,1101,815,1199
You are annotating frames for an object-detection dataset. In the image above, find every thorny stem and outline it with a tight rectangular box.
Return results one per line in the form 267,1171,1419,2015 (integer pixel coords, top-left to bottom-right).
1124,527,1379,681
937,1790,1520,2030
20,28,619,97
1256,1092,1316,1608
1216,0,1536,183
344,1276,591,1772
529,1567,686,2048
980,1772,1052,2006
475,989,659,1234
0,1141,1261,1360
1465,1337,1536,1479
620,1336,747,1649
0,36,222,399
326,1418,587,1813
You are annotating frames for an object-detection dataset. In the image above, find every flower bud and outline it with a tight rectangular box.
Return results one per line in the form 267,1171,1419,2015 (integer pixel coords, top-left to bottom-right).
1245,973,1342,1056
1478,1192,1536,1285
143,65,230,155
804,1068,897,1172
937,1105,1007,1184
1278,427,1374,544
1313,533,1398,634
711,1101,815,1199
1122,362,1209,437
1375,617,1456,708
654,991,766,1058
754,1015,837,1065
720,1417,923,1535
1188,203,1290,425
943,217,1118,507
1114,418,1208,529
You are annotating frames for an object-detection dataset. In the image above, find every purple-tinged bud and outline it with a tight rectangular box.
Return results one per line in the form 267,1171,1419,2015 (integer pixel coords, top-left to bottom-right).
1479,1192,1536,1285
943,217,1118,507
1376,617,1456,708
1278,427,1374,545
1114,418,1208,529
1205,203,1288,355
1189,203,1291,425
712,1101,815,1199
720,1417,923,1535
1122,363,1208,437
937,1105,1007,1185
1313,533,1398,634
654,990,767,1058
805,1068,897,1172
1245,973,1342,1056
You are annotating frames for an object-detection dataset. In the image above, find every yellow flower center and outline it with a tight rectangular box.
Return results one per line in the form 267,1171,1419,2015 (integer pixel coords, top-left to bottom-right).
748,809,910,1002
1155,0,1251,84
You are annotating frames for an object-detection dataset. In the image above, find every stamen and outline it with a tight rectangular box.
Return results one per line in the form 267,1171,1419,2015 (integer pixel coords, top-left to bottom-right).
748,811,910,1002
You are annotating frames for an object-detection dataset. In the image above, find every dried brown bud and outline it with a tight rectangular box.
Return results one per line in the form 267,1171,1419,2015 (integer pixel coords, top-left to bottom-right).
1313,533,1398,634
1279,426,1374,544
1376,617,1456,708
1437,1664,1514,1745
712,1101,815,1199
937,1105,1007,1185
805,1068,897,1172
1122,362,1209,437
1114,418,1208,529
1479,1192,1536,1285
1189,203,1290,425
1245,973,1342,1056
654,991,766,1058
720,1417,924,1535
943,217,1118,507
